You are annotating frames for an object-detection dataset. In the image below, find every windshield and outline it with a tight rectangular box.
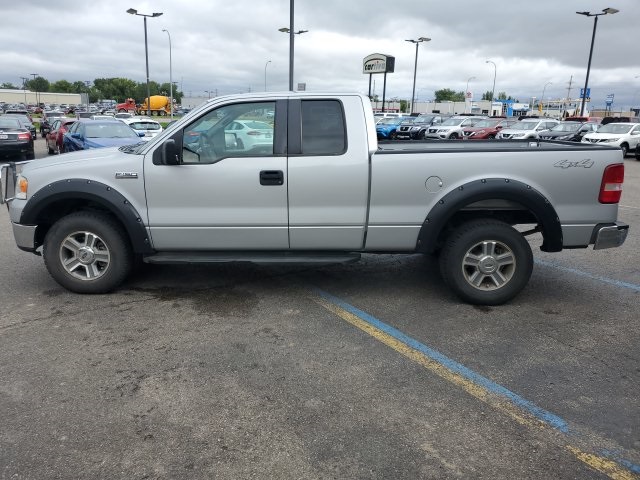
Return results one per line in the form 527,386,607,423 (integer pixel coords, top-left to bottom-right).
440,118,465,126
85,123,139,138
511,121,538,131
597,124,634,134
378,117,400,125
0,118,21,129
129,121,162,131
471,119,500,128
550,123,581,132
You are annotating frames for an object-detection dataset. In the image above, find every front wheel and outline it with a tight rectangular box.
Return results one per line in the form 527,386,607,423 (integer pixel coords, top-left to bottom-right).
449,133,459,140
620,143,628,157
43,212,133,293
439,219,533,305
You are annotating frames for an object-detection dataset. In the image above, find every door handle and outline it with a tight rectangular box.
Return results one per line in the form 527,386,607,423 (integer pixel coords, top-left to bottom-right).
259,170,284,186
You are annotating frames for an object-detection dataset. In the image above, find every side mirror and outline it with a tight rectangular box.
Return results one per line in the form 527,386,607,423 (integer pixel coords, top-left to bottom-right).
138,132,145,137
161,139,180,165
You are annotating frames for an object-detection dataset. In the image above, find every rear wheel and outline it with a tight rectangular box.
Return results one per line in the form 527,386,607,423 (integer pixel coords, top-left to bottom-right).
389,131,397,140
47,142,55,154
43,212,133,294
439,219,533,305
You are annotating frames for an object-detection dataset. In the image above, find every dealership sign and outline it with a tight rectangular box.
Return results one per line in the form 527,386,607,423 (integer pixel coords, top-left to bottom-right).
363,54,395,74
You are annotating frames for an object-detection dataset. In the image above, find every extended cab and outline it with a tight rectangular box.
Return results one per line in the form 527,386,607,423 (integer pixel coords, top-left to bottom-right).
0,92,629,305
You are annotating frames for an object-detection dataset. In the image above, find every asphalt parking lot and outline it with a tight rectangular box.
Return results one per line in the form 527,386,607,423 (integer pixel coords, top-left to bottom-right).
1,139,639,479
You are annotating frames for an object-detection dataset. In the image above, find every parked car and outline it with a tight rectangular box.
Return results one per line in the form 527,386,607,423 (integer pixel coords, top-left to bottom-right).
396,114,449,140
539,122,599,142
113,112,134,120
62,120,144,152
0,116,34,160
600,116,640,126
376,116,405,139
4,114,37,140
3,109,32,122
424,116,488,139
90,115,116,121
496,118,560,140
581,122,640,157
46,118,77,155
119,117,164,141
462,118,518,140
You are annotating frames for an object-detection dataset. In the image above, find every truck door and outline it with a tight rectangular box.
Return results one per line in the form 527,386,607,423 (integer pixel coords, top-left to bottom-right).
144,100,289,250
287,97,370,249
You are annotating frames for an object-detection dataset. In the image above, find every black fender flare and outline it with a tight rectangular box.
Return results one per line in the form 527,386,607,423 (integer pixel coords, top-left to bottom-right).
417,178,563,253
19,179,153,254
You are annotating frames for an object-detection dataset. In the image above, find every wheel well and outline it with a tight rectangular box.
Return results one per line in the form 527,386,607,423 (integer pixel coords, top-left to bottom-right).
33,199,131,252
431,199,538,251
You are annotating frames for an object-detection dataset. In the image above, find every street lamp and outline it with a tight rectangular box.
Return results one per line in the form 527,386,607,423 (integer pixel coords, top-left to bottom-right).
205,90,211,99
162,29,173,119
540,81,552,114
127,8,163,116
486,60,497,115
576,7,619,116
264,60,272,92
279,0,308,91
465,76,476,113
20,77,27,105
405,37,431,114
30,73,39,107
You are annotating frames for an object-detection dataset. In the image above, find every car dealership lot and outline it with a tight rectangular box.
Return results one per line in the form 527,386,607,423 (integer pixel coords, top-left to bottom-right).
1,139,639,479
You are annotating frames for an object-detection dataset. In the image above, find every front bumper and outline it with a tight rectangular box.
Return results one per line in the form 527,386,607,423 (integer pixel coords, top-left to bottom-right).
12,222,38,252
593,222,629,250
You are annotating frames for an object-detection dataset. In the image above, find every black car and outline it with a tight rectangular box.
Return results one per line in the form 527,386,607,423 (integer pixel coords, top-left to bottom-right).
538,122,598,142
0,116,35,160
396,114,450,140
4,114,37,140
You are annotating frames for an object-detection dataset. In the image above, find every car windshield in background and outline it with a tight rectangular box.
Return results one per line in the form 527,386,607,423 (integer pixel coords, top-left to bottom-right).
129,121,162,131
597,124,634,134
241,121,272,130
513,121,538,131
472,119,501,128
414,116,435,124
85,123,139,138
378,117,400,124
440,118,465,126
550,123,582,132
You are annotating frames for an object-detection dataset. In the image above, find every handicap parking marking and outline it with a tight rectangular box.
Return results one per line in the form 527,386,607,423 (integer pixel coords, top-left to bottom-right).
309,287,640,480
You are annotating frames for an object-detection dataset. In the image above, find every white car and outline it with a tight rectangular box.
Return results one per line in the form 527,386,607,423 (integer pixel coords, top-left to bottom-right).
119,117,163,141
224,120,273,151
496,118,559,140
424,116,488,139
581,122,640,157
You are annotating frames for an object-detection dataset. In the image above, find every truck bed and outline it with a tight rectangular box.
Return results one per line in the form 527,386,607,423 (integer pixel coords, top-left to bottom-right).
376,139,619,154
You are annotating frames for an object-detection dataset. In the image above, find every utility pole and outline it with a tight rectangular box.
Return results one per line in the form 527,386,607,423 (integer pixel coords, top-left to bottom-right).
563,75,574,117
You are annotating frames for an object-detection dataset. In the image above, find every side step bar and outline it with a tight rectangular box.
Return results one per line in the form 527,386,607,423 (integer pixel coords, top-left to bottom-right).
144,251,362,265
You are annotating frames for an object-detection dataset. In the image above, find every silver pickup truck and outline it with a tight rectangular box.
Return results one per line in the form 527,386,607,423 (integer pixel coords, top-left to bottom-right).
0,92,629,305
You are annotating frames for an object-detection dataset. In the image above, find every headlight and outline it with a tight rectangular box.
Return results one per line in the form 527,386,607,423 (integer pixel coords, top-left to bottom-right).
15,174,28,200
437,129,448,133
512,133,526,138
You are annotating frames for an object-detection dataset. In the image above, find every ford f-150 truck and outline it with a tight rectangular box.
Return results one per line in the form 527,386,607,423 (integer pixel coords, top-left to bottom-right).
0,92,629,305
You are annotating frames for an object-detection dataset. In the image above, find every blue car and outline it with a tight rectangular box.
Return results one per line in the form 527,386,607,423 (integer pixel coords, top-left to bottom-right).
62,119,144,152
376,117,405,140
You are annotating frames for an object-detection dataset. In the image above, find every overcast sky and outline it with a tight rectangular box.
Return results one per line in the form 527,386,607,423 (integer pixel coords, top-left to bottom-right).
2,0,639,109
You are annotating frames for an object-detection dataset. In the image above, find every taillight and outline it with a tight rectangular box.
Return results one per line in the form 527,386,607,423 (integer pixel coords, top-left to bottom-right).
599,163,624,204
18,132,31,141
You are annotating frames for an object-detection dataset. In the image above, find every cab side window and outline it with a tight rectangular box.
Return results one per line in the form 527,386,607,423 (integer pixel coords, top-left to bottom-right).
300,100,346,155
182,102,275,164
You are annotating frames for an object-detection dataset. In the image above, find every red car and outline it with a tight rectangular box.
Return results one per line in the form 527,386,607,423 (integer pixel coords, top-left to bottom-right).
46,118,76,154
461,118,518,139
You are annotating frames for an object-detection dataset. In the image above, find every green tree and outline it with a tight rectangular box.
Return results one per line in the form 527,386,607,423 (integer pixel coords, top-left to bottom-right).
481,91,493,100
50,80,74,93
26,76,50,93
1,82,18,89
434,88,465,102
399,99,408,113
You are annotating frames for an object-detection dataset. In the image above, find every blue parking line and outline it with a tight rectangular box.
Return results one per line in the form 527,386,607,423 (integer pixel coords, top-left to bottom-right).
534,259,640,292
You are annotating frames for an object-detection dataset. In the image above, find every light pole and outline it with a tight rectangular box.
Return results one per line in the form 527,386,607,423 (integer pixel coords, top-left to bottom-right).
205,90,211,99
20,77,27,105
162,28,173,119
486,60,497,115
576,8,619,116
405,37,431,114
30,73,39,107
127,8,163,117
465,76,476,113
540,81,552,115
264,60,272,92
279,0,308,92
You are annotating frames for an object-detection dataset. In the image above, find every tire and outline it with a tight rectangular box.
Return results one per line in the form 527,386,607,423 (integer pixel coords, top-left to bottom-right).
47,142,55,155
635,147,640,161
43,212,133,294
620,143,628,157
449,133,459,139
389,131,397,140
419,130,426,140
439,219,533,305
56,143,62,155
